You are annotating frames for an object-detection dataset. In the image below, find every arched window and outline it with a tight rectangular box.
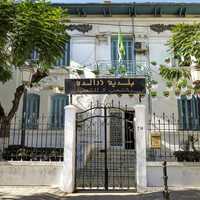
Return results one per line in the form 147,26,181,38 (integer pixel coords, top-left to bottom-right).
24,93,40,129
50,94,69,128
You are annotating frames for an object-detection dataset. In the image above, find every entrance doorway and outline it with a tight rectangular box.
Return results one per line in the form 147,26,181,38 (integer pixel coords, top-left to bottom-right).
75,105,136,191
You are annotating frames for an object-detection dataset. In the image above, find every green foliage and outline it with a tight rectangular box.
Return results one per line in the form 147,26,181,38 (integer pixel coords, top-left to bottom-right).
151,80,158,85
163,90,170,97
109,67,116,75
166,81,173,88
160,65,191,81
0,0,69,83
177,78,187,88
183,89,192,96
118,65,127,76
174,88,181,96
168,23,200,66
150,91,157,98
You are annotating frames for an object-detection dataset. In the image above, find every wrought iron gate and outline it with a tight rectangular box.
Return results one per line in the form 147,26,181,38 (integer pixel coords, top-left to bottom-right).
75,104,136,191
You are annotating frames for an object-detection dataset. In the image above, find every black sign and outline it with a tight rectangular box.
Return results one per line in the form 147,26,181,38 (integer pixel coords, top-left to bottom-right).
65,78,146,94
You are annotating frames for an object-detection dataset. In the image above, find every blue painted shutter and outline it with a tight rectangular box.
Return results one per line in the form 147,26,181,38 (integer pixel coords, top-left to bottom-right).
178,95,200,130
56,42,70,67
25,94,40,128
51,95,69,128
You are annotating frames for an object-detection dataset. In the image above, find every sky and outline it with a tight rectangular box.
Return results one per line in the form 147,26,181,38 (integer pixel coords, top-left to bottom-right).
51,0,200,3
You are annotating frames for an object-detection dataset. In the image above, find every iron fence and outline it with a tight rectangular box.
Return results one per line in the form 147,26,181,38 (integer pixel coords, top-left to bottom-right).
0,115,64,161
147,113,200,162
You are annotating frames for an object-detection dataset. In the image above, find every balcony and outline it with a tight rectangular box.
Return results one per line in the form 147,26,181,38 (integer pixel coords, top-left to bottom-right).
86,60,150,78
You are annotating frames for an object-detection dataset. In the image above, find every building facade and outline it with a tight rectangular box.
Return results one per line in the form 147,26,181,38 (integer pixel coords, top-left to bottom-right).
1,1,200,190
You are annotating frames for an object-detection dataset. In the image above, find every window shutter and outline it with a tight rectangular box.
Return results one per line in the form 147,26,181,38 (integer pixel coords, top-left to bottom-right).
51,94,69,128
191,96,200,129
56,42,70,67
178,95,200,130
25,93,40,128
177,98,184,130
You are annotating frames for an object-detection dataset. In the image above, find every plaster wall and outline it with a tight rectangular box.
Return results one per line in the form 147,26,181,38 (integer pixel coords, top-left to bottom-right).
0,161,62,186
147,162,200,187
1,16,200,119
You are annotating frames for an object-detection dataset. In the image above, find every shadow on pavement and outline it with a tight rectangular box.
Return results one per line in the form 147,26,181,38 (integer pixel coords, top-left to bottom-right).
1,189,200,200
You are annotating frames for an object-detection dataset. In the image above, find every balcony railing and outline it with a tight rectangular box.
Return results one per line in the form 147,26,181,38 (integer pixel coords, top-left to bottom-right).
86,60,150,77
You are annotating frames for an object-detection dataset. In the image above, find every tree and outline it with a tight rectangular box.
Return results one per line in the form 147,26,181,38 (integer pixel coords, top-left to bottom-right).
0,0,70,137
159,23,200,90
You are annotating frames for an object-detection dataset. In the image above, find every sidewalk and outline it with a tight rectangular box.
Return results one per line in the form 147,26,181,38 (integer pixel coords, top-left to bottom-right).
0,186,200,200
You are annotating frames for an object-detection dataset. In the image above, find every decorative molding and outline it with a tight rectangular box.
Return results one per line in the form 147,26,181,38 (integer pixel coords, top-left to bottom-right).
150,24,175,33
67,24,93,33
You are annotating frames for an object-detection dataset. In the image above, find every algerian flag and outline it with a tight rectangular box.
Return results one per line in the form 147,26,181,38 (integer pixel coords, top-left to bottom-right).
118,31,125,62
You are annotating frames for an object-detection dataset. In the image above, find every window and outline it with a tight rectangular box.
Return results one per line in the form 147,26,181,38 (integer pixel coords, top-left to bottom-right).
110,111,123,146
55,42,70,67
31,50,39,61
178,95,200,130
50,94,69,128
30,42,70,67
24,93,40,129
111,36,135,74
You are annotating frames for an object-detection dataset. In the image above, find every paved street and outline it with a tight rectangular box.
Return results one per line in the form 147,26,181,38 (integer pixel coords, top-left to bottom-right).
1,187,200,200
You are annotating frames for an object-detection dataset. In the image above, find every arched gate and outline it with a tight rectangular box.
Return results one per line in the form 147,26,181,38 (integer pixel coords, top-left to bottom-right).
75,104,136,191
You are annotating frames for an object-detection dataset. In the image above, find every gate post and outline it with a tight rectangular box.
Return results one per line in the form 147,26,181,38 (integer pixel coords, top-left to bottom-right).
60,105,77,193
134,104,147,192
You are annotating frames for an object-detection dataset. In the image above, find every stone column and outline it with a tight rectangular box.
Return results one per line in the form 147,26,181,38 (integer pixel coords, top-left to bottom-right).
134,104,147,192
60,105,77,193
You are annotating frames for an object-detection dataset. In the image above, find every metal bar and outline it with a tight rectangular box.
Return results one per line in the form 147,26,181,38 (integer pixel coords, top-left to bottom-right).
104,106,108,190
163,161,170,200
21,88,27,146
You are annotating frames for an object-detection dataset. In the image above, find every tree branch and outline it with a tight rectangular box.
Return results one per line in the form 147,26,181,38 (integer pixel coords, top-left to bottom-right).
0,102,5,119
31,69,48,85
5,69,48,122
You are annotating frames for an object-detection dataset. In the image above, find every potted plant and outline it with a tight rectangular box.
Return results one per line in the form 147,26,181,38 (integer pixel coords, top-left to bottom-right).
194,87,200,97
151,80,158,89
92,69,100,76
174,88,181,99
163,90,170,97
177,78,187,92
109,67,116,75
184,89,192,99
174,135,200,162
118,65,127,76
150,91,157,99
164,58,170,64
166,81,173,90
150,61,157,66
76,69,84,75
190,56,200,85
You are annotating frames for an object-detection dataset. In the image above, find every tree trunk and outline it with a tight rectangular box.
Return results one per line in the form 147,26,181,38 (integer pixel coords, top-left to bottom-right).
0,69,48,138
0,84,25,138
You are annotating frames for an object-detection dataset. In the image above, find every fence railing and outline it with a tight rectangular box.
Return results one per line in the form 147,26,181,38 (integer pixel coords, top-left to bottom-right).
147,113,200,162
0,115,64,161
86,59,150,77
